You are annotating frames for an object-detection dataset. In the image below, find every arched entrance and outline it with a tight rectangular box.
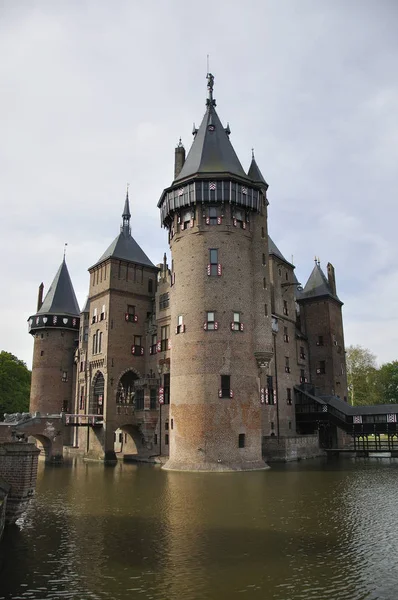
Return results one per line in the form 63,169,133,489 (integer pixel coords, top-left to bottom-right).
113,424,146,458
90,371,105,415
29,434,53,462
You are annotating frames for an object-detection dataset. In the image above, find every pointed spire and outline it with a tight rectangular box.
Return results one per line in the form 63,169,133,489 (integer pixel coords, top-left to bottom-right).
174,74,247,182
122,184,131,235
37,260,80,317
248,152,268,189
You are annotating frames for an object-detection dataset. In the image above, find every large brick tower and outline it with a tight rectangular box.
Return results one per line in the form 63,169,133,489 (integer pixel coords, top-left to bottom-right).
158,75,273,471
28,258,80,415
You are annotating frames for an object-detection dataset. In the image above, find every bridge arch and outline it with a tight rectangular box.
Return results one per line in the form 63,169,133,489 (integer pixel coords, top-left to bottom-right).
29,433,54,462
113,423,146,457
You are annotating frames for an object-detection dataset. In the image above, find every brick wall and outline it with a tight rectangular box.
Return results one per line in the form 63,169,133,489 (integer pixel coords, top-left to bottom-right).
0,443,40,524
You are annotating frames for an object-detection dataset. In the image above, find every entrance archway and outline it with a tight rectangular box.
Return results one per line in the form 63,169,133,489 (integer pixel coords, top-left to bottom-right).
90,371,105,415
113,424,146,457
29,434,53,461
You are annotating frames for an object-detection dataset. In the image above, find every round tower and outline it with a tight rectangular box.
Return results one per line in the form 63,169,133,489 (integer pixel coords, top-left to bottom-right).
28,258,80,415
158,75,273,471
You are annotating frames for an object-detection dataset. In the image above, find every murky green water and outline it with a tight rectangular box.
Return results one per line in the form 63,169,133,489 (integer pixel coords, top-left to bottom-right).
1,457,398,600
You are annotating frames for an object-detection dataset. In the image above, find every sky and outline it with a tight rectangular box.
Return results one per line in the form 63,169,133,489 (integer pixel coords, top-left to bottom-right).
1,0,398,368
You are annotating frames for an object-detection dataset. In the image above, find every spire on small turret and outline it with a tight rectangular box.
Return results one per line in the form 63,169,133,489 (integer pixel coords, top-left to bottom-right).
248,150,268,189
122,184,131,235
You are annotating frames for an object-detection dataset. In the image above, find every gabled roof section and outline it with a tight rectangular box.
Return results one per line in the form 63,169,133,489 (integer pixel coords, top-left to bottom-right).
94,231,155,269
248,153,268,188
174,75,247,182
81,297,90,314
268,236,294,268
38,260,80,317
300,262,342,304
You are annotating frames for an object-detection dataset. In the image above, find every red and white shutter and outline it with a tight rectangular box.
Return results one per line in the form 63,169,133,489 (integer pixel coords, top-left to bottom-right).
203,322,208,330
218,389,222,398
214,321,218,330
217,216,222,225
217,264,222,276
159,387,164,404
240,323,244,332
207,264,211,276
260,388,265,404
230,390,234,398
205,217,210,225
265,388,269,404
233,218,237,227
168,339,172,350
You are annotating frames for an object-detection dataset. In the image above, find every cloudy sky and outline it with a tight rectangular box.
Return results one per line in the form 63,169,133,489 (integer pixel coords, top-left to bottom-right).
1,0,397,368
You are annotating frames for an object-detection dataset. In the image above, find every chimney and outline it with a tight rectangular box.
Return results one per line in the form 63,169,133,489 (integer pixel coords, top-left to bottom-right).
327,263,336,296
37,282,44,312
174,139,185,179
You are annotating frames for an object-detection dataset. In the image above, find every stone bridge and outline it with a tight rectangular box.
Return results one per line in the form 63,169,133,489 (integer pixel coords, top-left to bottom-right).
0,413,65,463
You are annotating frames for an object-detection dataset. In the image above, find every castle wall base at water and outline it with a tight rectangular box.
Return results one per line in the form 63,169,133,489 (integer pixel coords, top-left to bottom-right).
262,434,324,462
0,442,40,525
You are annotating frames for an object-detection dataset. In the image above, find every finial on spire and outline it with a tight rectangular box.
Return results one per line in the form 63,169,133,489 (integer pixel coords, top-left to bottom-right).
63,242,68,262
206,72,216,107
252,148,255,159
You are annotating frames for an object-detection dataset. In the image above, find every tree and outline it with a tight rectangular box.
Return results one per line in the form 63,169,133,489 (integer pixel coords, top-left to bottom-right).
0,351,31,420
376,361,398,404
346,345,381,406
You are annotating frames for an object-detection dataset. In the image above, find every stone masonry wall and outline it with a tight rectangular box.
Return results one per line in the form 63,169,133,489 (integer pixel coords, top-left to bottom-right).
262,434,323,462
0,442,40,524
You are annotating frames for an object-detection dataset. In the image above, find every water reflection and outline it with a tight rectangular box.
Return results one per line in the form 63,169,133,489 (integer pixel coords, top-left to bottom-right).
0,457,397,600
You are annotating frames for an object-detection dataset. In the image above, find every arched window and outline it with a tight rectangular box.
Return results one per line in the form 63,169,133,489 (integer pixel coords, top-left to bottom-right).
116,371,139,405
90,372,105,415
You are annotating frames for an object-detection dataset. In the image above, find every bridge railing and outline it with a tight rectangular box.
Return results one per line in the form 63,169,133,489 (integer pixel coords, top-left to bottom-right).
64,414,104,427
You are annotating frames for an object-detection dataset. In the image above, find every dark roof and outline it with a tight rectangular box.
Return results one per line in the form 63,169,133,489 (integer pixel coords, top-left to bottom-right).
300,262,341,304
247,156,268,188
81,297,90,314
37,260,80,317
174,103,247,182
94,230,155,269
321,395,398,416
268,236,294,267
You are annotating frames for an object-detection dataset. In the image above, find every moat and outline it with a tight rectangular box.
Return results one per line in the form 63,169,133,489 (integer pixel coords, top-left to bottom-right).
1,458,398,600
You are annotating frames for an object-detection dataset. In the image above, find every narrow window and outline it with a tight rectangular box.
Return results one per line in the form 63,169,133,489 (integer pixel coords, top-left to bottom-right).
163,373,170,404
151,334,157,355
300,369,307,383
161,325,170,352
154,434,158,445
232,312,241,331
317,335,324,346
79,386,85,410
92,308,97,324
285,356,290,373
206,311,216,330
283,300,288,316
317,360,326,375
84,326,88,342
127,304,135,315
148,279,153,293
221,375,230,398
264,304,268,316
271,421,275,430
150,388,157,409
263,277,266,289
261,226,265,238
100,304,106,321
92,333,96,354
134,335,142,349
209,248,218,276
267,375,275,405
300,346,305,360
165,421,169,431
238,433,245,448
171,418,174,430
176,315,184,334
278,268,282,276
182,208,192,229
98,331,102,353
289,421,292,430
262,253,266,266
287,388,292,405
165,434,169,445
285,271,288,281
160,293,169,310
209,206,218,225
283,327,289,343
40,350,44,356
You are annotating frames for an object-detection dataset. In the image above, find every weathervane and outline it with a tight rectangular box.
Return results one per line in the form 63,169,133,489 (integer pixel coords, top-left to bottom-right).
63,242,68,261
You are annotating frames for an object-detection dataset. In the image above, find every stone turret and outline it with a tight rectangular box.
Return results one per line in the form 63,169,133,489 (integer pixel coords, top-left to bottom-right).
158,74,271,471
28,258,80,415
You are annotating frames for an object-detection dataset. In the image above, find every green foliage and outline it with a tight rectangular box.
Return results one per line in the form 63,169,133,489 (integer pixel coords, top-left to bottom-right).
376,361,398,404
0,351,31,420
346,346,398,405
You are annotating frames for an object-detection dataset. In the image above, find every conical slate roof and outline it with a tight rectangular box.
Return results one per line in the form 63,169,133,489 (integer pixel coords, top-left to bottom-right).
300,262,341,304
248,155,268,187
95,232,155,268
37,260,80,317
81,296,90,314
268,236,294,267
174,87,247,182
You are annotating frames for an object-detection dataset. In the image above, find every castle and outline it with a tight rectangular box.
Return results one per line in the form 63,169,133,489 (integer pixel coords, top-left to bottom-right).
28,75,348,469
